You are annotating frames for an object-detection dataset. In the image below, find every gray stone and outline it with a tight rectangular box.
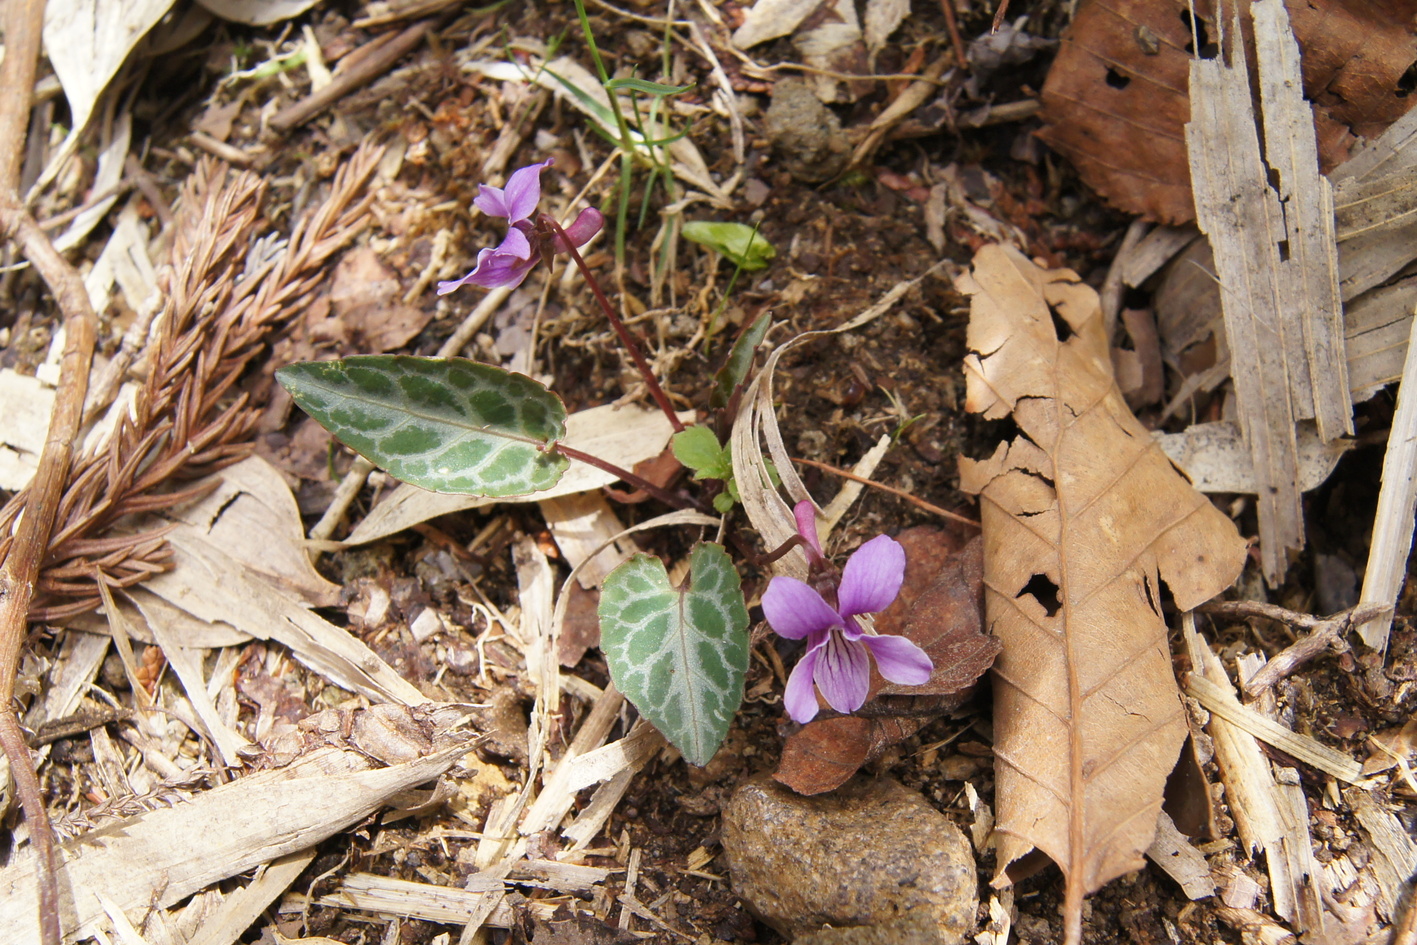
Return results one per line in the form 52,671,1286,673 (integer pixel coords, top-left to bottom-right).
722,775,978,943
764,78,850,183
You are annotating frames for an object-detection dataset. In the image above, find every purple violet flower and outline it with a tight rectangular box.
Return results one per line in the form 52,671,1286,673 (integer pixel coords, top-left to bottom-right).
437,159,604,294
762,501,933,723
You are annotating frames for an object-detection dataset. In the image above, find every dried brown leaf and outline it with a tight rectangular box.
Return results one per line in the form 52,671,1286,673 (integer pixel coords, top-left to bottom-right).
1037,0,1417,223
956,244,1246,943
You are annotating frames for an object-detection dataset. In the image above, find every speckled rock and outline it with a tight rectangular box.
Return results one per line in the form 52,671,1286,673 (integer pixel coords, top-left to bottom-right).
765,77,850,183
721,775,977,943
794,914,960,945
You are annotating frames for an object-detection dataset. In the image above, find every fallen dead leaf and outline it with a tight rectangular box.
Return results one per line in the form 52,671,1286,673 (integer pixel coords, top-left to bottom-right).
1037,0,1417,223
956,243,1246,942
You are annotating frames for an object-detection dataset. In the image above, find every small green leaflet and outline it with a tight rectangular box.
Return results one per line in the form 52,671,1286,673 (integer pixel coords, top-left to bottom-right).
682,221,776,270
599,543,750,766
672,426,731,481
276,356,568,497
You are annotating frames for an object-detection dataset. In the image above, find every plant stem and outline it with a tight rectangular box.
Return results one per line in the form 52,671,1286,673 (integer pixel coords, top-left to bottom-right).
0,5,96,942
552,442,703,512
571,0,637,270
544,214,684,433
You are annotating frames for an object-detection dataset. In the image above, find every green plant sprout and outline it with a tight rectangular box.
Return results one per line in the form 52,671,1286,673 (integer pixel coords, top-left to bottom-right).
682,220,775,343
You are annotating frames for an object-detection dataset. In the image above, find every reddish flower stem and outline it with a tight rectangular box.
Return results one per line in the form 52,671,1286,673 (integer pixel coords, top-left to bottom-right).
551,441,706,513
541,214,684,434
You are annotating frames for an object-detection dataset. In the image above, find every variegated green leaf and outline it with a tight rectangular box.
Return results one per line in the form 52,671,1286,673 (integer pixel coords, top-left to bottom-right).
599,543,749,766
276,356,568,497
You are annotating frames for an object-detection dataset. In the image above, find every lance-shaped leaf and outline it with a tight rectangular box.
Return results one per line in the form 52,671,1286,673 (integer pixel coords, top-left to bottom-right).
599,543,749,766
710,310,772,411
956,244,1246,944
277,356,568,497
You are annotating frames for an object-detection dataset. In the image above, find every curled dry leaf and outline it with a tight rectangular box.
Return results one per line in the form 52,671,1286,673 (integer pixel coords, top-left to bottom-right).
775,528,1000,795
1037,0,1417,223
956,244,1245,942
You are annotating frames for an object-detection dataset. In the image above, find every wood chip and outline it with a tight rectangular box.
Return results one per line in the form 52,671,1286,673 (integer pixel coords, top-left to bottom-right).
1145,811,1216,901
1355,310,1417,650
0,746,471,940
1185,673,1363,783
1185,0,1351,585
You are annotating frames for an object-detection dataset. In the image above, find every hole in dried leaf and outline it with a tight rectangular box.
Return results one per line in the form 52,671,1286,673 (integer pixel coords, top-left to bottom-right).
1398,59,1417,97
1104,67,1131,90
1277,238,1290,262
1179,10,1218,60
1018,573,1061,618
1048,303,1074,343
1122,285,1150,310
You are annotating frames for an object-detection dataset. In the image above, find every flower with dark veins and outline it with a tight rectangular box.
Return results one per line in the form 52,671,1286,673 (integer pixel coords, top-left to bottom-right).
762,501,933,723
437,159,604,294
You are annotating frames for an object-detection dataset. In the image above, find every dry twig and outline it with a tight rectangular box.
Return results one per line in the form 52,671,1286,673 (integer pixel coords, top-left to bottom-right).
0,1,98,940
1198,599,1389,696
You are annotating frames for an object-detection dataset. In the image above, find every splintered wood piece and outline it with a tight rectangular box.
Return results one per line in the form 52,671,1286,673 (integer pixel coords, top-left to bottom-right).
319,872,522,928
186,850,316,945
957,244,1245,945
0,746,469,940
1250,0,1352,443
1186,674,1362,782
1347,787,1417,919
1183,620,1326,933
1356,312,1417,651
1145,811,1216,901
1185,0,1336,585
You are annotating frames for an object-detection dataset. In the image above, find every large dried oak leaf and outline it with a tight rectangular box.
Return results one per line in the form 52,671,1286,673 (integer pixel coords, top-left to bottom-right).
1038,0,1417,223
956,244,1245,928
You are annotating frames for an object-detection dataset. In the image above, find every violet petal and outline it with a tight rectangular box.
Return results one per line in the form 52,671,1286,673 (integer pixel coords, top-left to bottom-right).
783,644,824,723
814,630,871,714
498,224,535,260
436,246,538,293
838,534,905,616
864,633,934,684
762,576,840,640
475,160,550,221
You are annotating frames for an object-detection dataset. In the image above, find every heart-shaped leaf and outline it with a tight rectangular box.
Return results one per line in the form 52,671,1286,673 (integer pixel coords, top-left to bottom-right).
599,543,749,766
276,356,568,497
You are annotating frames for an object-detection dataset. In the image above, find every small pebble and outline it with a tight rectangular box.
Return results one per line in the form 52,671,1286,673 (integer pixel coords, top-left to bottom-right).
722,775,977,943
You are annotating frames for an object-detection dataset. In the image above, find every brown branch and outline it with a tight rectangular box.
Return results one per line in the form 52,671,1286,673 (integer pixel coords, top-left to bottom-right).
0,3,96,941
1197,599,1390,696
269,18,437,131
790,456,980,529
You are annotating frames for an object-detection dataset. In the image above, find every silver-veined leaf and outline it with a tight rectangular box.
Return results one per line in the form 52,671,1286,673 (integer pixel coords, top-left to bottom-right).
599,543,749,766
276,356,568,497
